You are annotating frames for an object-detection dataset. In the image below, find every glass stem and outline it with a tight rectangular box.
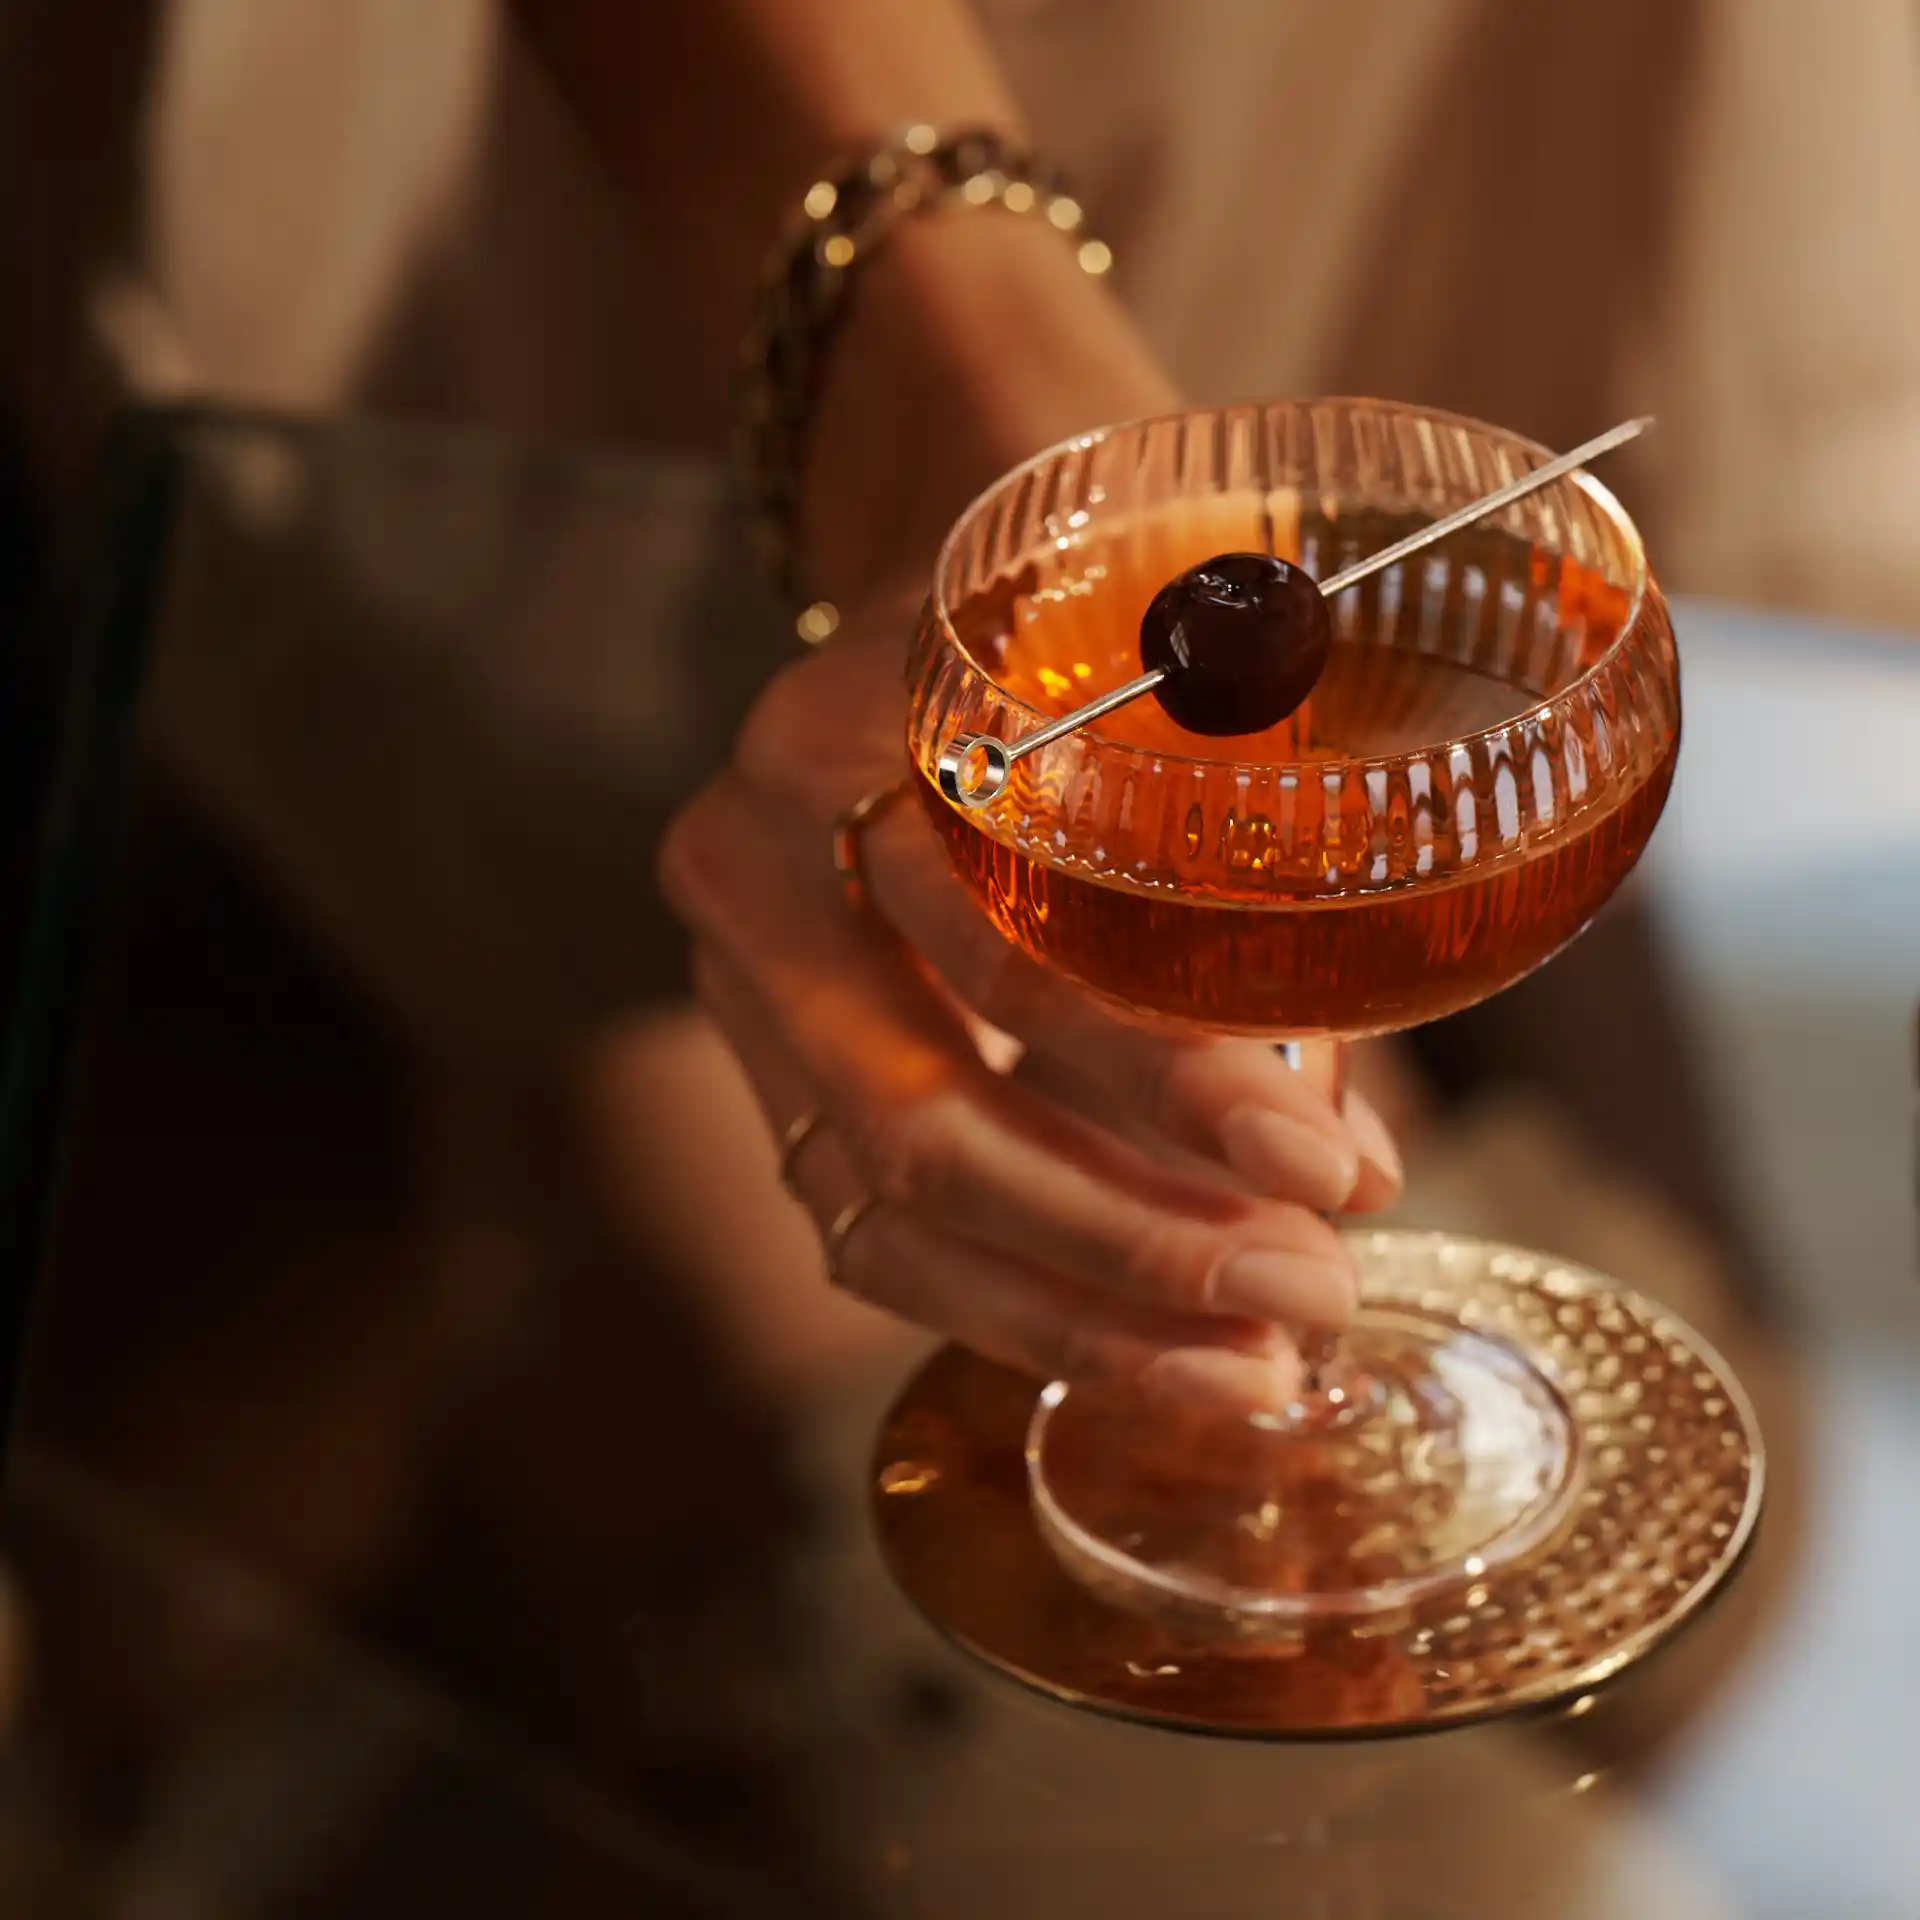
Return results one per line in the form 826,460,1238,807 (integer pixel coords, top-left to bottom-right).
1275,1040,1373,1429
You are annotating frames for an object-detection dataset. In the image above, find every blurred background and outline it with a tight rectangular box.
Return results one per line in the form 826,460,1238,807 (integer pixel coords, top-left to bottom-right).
0,2,1916,1914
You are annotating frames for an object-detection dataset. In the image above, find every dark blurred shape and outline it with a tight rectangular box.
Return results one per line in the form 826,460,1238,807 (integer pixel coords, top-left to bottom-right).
0,410,843,1915
0,417,178,1453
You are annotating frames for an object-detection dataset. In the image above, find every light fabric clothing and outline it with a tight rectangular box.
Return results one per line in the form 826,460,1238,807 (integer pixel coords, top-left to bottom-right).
51,0,1920,631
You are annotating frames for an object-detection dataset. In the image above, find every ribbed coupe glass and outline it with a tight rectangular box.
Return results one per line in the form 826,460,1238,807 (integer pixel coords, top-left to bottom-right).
905,399,1684,1635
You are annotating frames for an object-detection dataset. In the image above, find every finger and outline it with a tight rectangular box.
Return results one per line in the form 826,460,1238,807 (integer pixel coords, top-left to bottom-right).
1015,1050,1403,1223
690,945,1308,1412
1010,1048,1255,1195
856,794,1402,1209
681,872,1357,1331
827,1203,1309,1414
1342,1089,1404,1214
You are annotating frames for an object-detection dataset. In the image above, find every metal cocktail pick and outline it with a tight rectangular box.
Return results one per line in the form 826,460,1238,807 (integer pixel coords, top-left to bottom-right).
937,416,1653,810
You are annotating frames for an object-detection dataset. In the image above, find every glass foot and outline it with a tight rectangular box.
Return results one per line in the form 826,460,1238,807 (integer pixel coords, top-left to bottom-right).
1028,1308,1580,1639
871,1231,1765,1739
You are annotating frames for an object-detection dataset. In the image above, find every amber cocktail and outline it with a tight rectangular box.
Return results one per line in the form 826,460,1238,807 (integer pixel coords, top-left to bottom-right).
914,437,1678,1038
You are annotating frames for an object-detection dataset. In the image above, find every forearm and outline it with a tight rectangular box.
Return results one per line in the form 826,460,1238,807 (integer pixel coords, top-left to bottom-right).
513,0,1026,345
512,0,1174,606
803,211,1176,606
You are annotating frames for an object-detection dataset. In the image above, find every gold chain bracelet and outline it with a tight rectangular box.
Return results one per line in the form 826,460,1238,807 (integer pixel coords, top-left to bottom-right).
733,123,1112,645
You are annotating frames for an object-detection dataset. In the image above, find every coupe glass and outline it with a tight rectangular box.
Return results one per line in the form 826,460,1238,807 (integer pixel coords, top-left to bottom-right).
904,398,1688,1638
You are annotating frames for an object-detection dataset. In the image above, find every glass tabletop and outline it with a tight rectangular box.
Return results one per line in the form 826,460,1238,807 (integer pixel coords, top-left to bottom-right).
1,406,1914,1917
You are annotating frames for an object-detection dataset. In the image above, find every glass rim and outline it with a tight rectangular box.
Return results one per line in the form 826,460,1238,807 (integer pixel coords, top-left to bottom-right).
926,397,1654,776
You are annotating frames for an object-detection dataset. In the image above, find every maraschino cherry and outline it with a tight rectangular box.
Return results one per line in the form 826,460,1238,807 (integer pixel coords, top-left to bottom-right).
1139,552,1331,736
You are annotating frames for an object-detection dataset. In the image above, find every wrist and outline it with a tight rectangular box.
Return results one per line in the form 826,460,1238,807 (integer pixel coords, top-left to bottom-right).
799,209,1178,610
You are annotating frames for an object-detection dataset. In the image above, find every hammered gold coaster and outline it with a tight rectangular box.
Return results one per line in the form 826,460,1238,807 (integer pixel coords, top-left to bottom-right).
872,1229,1764,1740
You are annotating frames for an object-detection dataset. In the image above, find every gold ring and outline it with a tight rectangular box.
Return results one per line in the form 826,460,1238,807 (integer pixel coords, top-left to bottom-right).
823,1195,880,1286
831,780,911,909
777,1110,826,1196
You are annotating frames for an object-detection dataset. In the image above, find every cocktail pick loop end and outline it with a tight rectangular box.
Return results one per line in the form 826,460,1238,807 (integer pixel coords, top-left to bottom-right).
937,736,1013,809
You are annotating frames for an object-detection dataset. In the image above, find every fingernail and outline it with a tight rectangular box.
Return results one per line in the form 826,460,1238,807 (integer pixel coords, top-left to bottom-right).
1219,1107,1359,1209
1212,1247,1358,1326
1141,1345,1305,1415
1343,1089,1404,1189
